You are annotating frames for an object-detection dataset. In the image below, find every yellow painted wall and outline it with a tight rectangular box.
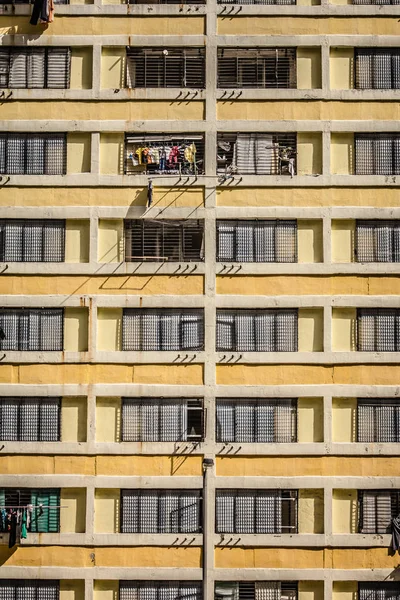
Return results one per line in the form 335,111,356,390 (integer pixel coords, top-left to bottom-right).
298,220,323,263
333,582,358,600
332,397,357,443
297,133,322,175
298,489,324,534
101,47,126,89
98,219,124,263
94,489,119,533
0,455,95,475
297,48,322,89
67,133,91,174
70,47,92,90
97,308,122,351
94,581,118,600
100,133,124,175
60,581,85,600
96,455,203,476
65,220,90,263
64,308,89,352
96,397,121,443
331,220,355,263
298,397,323,442
299,582,324,600
330,48,354,90
298,308,323,352
331,133,354,175
60,489,86,534
332,489,358,533
61,397,87,443
332,308,357,352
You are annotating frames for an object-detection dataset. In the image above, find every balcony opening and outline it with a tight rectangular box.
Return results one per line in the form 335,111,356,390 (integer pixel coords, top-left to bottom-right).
218,48,296,89
126,48,205,89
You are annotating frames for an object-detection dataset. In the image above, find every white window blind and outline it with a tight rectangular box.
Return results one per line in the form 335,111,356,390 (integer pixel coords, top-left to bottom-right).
0,47,70,89
120,582,202,600
359,490,400,533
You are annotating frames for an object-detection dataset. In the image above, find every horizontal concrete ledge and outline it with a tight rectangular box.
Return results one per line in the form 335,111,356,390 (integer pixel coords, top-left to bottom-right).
0,567,203,580
22,533,203,547
215,569,397,581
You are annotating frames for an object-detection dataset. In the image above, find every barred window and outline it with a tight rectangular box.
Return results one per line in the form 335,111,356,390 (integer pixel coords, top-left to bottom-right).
358,490,400,534
355,133,400,176
216,309,298,352
355,49,400,90
217,133,297,176
353,0,400,5
216,399,297,443
357,399,400,443
218,48,296,89
0,581,59,600
359,584,400,600
126,48,205,89
0,489,60,533
215,582,298,600
125,219,204,262
0,220,65,262
122,397,204,442
217,220,297,263
357,308,400,352
0,133,67,175
0,397,61,441
215,489,297,534
122,309,204,351
120,582,202,600
356,220,400,263
217,0,295,4
0,48,71,89
0,308,64,351
121,489,202,533
128,0,204,4
125,134,205,176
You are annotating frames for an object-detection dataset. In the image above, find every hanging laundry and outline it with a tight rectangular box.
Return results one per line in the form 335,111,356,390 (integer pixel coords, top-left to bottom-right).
21,510,27,540
147,180,153,208
184,143,196,164
30,0,53,25
8,511,17,548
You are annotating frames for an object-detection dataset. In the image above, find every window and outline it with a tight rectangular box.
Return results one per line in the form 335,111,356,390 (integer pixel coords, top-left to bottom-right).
122,309,204,351
359,584,400,600
126,48,205,89
356,220,400,263
217,133,297,176
215,582,298,600
355,133,400,176
120,489,202,533
357,399,400,443
0,308,63,351
125,134,205,176
0,581,59,600
218,48,296,89
0,489,60,533
125,219,204,262
355,48,400,90
0,220,65,262
216,309,298,352
217,0,295,4
353,0,400,5
0,48,70,89
217,220,297,263
215,489,297,534
358,490,400,533
216,399,297,443
122,397,204,442
357,308,400,352
120,582,202,600
128,0,204,4
0,133,66,175
0,397,61,442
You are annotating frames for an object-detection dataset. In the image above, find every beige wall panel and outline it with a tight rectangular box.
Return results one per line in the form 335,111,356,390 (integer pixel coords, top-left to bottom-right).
94,489,120,533
64,307,89,352
67,133,91,174
298,220,323,263
332,397,357,443
331,220,355,263
60,581,85,600
96,397,122,443
60,489,86,534
70,48,92,90
96,455,203,476
299,582,324,600
332,308,357,352
298,397,323,443
297,48,322,89
332,489,358,533
94,581,119,600
0,455,95,475
298,489,324,534
100,133,124,175
95,546,202,567
297,133,322,175
101,47,126,89
98,219,124,263
333,582,358,600
61,397,87,442
65,220,90,263
97,308,122,351
331,133,354,175
330,48,354,90
298,308,323,352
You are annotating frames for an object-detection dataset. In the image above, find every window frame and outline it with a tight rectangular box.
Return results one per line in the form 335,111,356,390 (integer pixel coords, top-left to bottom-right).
0,219,66,263
0,133,67,176
217,48,297,89
0,308,64,352
0,580,60,600
0,397,61,442
357,308,400,352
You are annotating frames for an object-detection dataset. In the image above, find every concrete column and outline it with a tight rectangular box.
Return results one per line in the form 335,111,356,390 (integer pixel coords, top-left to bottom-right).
90,132,100,175
323,395,333,446
322,215,332,264
321,42,330,92
85,578,94,600
323,304,332,353
92,45,102,94
203,458,216,600
85,485,95,537
86,390,96,445
322,130,331,176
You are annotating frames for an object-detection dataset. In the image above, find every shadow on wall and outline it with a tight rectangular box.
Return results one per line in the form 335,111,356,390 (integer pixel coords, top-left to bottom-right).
0,545,18,565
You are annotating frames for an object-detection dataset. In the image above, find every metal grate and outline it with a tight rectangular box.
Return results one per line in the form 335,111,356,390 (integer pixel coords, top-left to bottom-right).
217,220,297,263
218,0,295,4
125,134,205,176
0,581,59,600
216,399,297,443
0,308,64,351
218,48,296,89
122,397,204,442
120,582,202,600
357,398,400,443
353,0,400,5
0,489,60,533
359,584,400,600
126,48,205,89
0,133,67,175
0,48,71,89
216,309,298,352
128,0,204,4
355,48,400,90
357,308,400,352
0,219,65,262
358,490,400,534
125,219,204,262
356,220,400,263
355,133,400,176
122,309,204,351
215,489,297,534
0,397,61,442
217,133,297,176
215,582,298,600
120,489,202,533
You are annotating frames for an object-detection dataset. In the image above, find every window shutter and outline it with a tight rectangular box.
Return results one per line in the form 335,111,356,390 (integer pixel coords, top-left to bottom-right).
9,51,27,88
47,489,60,532
27,48,45,88
0,49,10,88
47,48,71,89
0,398,19,441
7,134,26,174
40,398,61,442
20,398,40,441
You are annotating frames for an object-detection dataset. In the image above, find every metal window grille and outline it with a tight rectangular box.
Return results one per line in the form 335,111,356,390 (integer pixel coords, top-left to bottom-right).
359,584,400,600
215,582,298,600
0,581,59,600
125,134,205,176
357,398,400,443
0,489,60,533
358,490,400,534
355,133,400,176
215,489,297,534
125,219,205,262
0,308,64,351
217,220,297,263
217,48,296,89
355,48,400,90
120,489,202,533
0,48,71,89
216,399,297,443
0,219,65,262
216,309,298,352
217,0,295,4
0,397,61,442
356,220,400,263
122,309,204,351
120,582,202,600
217,133,297,176
357,308,400,352
128,0,204,4
353,0,400,5
122,397,204,442
0,134,66,175
126,48,205,89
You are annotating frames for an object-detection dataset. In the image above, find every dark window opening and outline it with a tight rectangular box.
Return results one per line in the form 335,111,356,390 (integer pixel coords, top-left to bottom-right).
0,133,67,175
0,397,61,441
127,48,205,89
355,133,400,176
0,219,65,262
218,48,296,89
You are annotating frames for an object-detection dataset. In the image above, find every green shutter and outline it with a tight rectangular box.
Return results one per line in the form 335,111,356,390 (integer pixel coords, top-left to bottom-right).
29,489,40,532
47,489,60,533
29,489,59,533
0,489,4,534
